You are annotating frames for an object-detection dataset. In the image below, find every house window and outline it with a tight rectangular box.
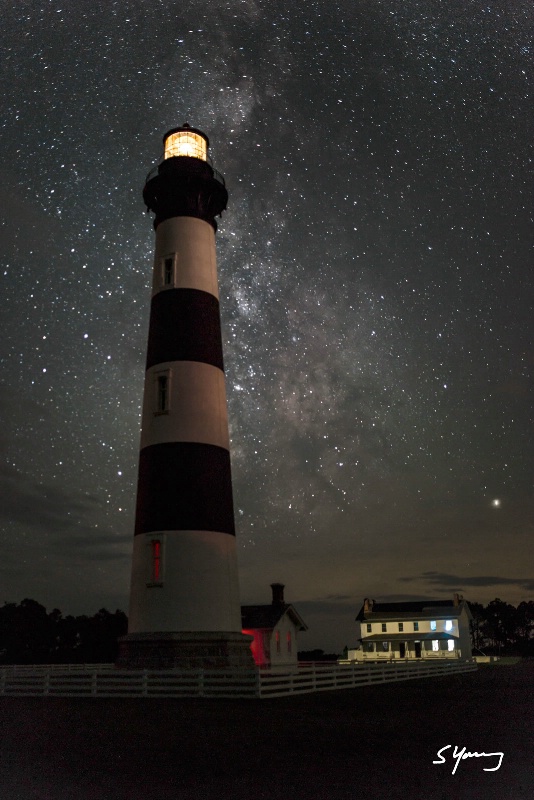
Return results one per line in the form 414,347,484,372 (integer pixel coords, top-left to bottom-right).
413,622,419,631
398,623,404,632
275,630,280,653
366,623,372,633
448,640,455,651
380,642,389,652
381,623,387,632
287,631,292,653
432,640,439,651
445,620,453,631
430,620,437,631
155,372,170,413
363,641,374,652
161,254,176,286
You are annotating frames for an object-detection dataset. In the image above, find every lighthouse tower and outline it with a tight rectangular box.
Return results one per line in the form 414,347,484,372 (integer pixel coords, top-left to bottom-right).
118,124,253,669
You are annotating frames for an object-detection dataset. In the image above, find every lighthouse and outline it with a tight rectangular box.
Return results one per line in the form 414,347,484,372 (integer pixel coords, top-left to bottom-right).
118,124,253,669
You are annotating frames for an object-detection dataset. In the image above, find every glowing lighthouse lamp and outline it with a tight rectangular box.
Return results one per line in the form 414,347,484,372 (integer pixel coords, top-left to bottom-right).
118,124,253,669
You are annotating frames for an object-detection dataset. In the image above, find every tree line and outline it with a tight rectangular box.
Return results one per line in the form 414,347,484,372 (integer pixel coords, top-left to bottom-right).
0,597,532,664
469,598,534,655
0,599,127,664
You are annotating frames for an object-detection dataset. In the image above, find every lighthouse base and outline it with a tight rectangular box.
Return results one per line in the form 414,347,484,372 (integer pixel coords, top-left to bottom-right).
116,631,254,670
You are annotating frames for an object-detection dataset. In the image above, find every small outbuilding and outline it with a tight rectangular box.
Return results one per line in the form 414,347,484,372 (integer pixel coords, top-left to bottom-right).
241,583,308,668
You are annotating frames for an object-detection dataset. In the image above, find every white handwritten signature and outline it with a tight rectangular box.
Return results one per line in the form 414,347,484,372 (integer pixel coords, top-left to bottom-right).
433,745,504,775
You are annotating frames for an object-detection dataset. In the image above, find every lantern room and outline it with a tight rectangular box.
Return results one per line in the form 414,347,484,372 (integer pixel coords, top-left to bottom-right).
163,124,208,161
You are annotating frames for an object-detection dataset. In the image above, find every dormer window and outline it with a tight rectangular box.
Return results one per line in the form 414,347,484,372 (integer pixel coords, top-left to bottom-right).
445,620,453,631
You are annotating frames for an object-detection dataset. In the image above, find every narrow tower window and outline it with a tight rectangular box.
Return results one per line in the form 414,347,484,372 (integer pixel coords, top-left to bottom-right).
157,375,168,411
152,540,161,582
161,254,176,287
155,372,170,414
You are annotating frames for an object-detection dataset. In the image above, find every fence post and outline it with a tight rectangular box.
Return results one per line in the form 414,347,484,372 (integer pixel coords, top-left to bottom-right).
91,672,98,697
0,670,5,695
198,670,204,697
43,672,50,696
142,671,148,697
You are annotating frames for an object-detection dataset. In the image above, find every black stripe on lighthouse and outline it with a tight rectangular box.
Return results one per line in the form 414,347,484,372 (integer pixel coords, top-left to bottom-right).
146,288,224,371
134,442,235,536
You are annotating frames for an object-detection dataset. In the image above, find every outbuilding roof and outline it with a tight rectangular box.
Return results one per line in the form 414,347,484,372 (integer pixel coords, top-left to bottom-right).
241,604,308,632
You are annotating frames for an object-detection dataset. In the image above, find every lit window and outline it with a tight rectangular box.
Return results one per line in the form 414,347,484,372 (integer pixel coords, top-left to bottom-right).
155,372,170,413
448,640,455,651
432,640,439,651
287,631,292,653
413,622,419,631
445,620,453,631
381,623,387,632
380,642,389,652
275,630,280,653
430,620,437,631
366,623,372,633
152,540,161,582
164,131,207,161
398,622,404,632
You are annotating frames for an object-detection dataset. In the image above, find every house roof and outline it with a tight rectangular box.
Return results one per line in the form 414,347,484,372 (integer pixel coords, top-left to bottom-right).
241,604,308,632
356,599,472,622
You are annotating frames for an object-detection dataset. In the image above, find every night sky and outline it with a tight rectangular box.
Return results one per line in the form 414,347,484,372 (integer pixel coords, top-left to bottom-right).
1,1,532,650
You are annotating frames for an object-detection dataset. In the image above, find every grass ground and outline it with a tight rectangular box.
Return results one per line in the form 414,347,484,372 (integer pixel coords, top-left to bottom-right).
0,661,532,800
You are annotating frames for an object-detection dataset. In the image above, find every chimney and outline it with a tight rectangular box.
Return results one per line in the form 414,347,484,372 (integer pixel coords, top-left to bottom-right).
363,597,374,613
453,593,463,607
271,583,285,606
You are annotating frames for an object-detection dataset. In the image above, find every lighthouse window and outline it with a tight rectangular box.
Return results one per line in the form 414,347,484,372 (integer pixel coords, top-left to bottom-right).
161,254,176,287
156,374,169,413
152,540,161,582
164,131,207,161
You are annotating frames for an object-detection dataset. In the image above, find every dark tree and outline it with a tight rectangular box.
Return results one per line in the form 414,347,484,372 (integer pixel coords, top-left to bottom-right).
0,601,128,665
480,598,518,652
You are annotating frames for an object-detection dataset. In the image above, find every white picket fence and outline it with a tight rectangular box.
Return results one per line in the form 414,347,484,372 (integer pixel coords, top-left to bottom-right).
0,659,476,699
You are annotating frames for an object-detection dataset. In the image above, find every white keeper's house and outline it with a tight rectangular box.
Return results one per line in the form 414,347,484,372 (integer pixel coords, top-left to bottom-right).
345,594,473,662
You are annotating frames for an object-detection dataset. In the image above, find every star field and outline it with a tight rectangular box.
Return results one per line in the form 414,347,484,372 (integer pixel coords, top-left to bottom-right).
0,0,532,648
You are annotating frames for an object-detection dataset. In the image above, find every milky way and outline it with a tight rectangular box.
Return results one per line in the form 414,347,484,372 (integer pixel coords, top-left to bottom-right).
1,1,532,648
